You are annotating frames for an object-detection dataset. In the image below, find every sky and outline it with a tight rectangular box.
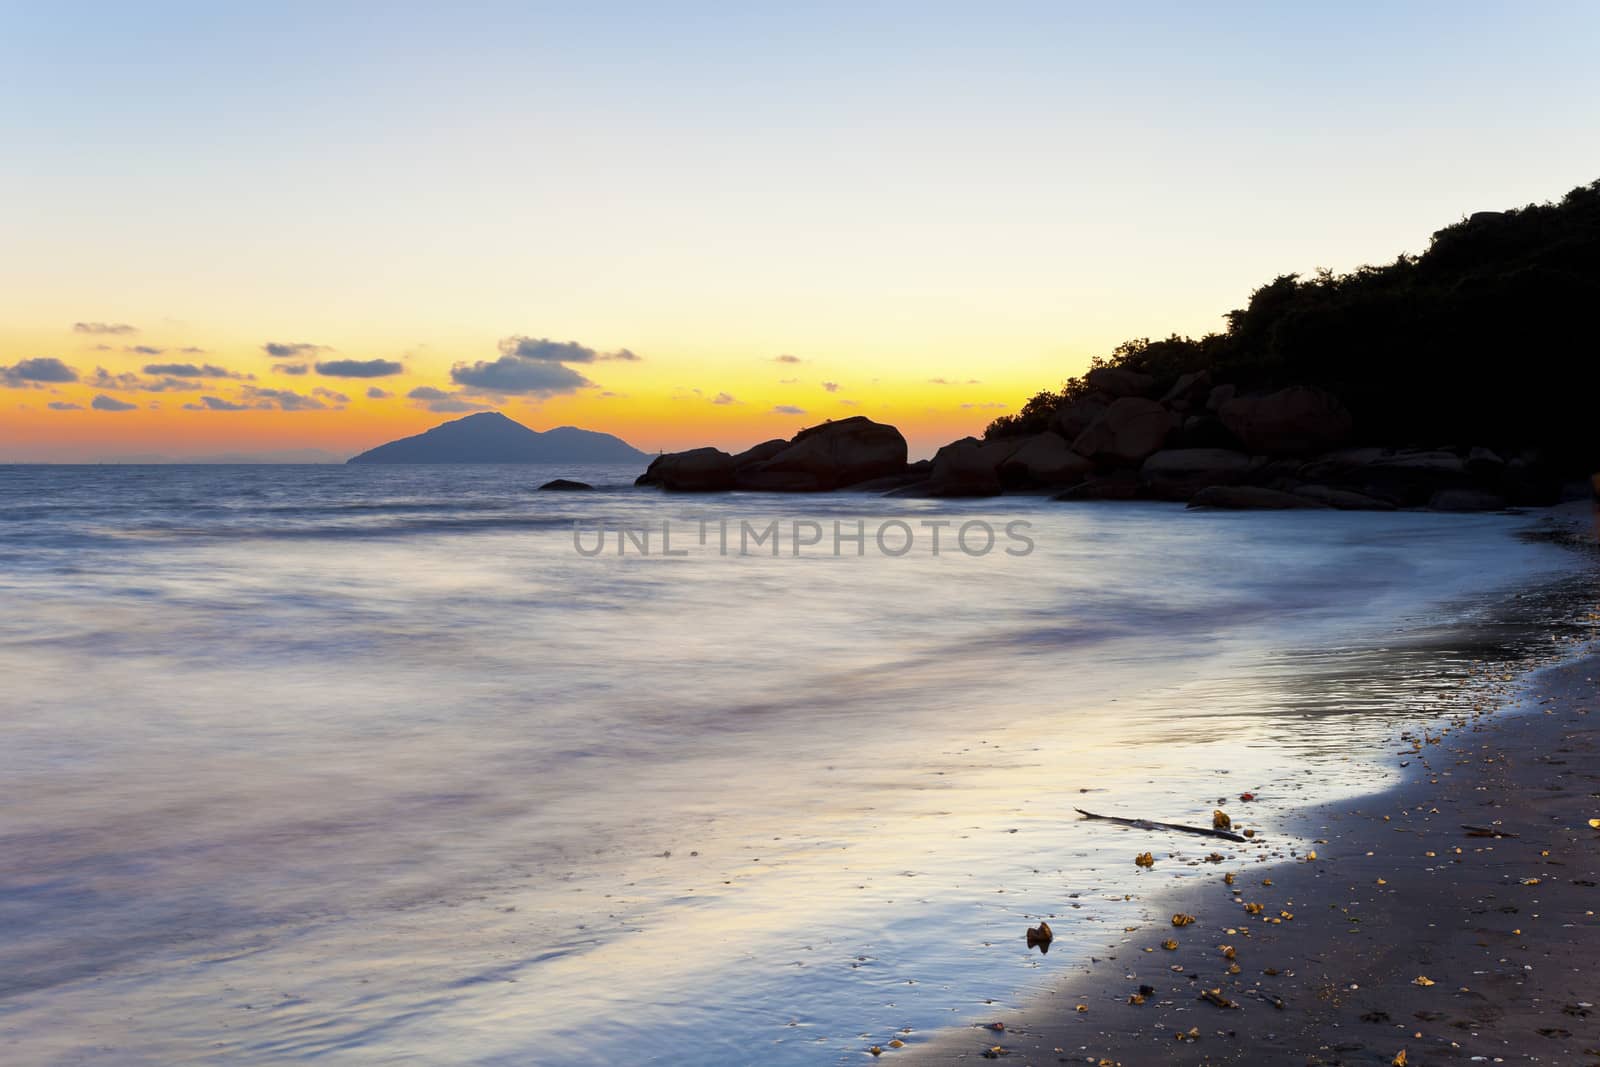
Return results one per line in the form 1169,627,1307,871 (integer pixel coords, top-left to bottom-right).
3,1,1598,461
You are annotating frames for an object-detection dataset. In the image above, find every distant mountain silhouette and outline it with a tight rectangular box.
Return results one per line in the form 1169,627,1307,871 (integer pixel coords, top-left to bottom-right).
347,411,648,464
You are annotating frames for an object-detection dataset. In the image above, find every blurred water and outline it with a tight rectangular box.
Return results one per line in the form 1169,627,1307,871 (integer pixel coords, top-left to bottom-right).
0,464,1589,1065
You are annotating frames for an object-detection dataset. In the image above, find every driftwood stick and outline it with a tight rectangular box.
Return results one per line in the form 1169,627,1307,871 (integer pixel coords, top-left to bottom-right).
1075,807,1248,843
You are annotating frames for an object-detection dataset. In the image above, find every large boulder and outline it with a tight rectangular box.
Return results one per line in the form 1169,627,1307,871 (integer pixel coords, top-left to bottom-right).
1054,471,1143,501
1071,397,1177,466
732,438,790,468
538,478,593,491
1217,387,1353,454
635,447,736,491
1187,486,1329,510
1293,484,1396,510
1298,448,1470,507
1161,370,1213,412
1140,448,1256,501
733,416,907,491
918,437,1019,497
998,432,1094,488
1428,488,1508,512
1085,366,1155,398
1048,394,1109,440
1171,414,1239,450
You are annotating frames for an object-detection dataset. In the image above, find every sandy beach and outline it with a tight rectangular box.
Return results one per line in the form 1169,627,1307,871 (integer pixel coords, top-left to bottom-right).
916,602,1599,1063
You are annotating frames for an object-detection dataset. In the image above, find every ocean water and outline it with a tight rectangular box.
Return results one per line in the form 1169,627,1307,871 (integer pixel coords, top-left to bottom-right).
0,464,1589,1065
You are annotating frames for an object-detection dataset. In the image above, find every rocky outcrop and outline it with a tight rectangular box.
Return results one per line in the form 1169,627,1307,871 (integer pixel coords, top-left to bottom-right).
1054,471,1142,501
538,478,593,490
1140,448,1255,501
1071,398,1177,465
635,447,737,491
1427,488,1508,512
1217,387,1353,454
998,433,1094,488
914,437,1019,497
1049,395,1109,440
1161,371,1213,412
1292,484,1396,510
732,416,907,492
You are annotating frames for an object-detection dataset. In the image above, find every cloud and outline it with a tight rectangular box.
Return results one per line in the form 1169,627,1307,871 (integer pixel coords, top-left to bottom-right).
194,395,249,411
774,354,802,364
407,386,488,413
47,401,83,411
822,381,840,393
712,392,737,405
124,345,165,356
960,401,1009,410
771,404,806,415
242,386,326,411
315,358,403,378
262,341,327,359
273,363,309,375
91,394,137,412
839,399,860,407
312,387,350,404
366,386,392,399
451,356,590,396
496,336,641,363
179,347,207,354
778,377,799,384
73,322,137,335
1,357,79,386
929,377,983,385
89,368,202,392
142,362,248,379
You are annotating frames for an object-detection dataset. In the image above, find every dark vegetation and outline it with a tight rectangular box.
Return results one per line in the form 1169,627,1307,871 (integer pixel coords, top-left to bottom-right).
986,179,1600,473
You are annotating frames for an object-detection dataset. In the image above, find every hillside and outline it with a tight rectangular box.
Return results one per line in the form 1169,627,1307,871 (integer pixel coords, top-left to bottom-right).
347,412,647,464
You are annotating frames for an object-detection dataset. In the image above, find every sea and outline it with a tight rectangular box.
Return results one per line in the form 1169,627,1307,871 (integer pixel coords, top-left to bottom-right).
0,463,1592,1065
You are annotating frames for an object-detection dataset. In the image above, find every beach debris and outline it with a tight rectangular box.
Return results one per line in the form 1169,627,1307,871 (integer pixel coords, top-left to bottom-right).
1135,851,1155,868
1223,871,1235,885
1161,939,1178,950
1075,1003,1088,1013
869,1046,883,1057
1171,913,1196,927
1589,818,1599,830
1243,902,1264,915
1219,944,1236,959
1213,810,1232,830
1305,849,1317,861
888,1039,905,1048
1199,987,1239,1009
1412,976,1436,987
1392,1051,1407,1066
980,1046,1008,1059
1174,1026,1201,1042
1127,992,1146,1005
1076,808,1247,843
1462,824,1518,837
1025,921,1053,951
1239,791,1256,801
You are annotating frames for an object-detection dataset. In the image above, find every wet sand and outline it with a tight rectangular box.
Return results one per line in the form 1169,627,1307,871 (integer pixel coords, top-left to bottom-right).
914,642,1600,1065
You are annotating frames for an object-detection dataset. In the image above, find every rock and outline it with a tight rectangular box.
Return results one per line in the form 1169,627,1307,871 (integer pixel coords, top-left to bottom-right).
1293,484,1396,510
537,478,593,490
732,438,790,468
1054,471,1143,501
635,447,736,491
1217,387,1353,454
1465,446,1505,478
1048,395,1109,440
732,416,907,491
1085,366,1155,398
998,432,1094,488
1187,485,1328,510
1172,414,1238,450
1140,448,1255,501
1205,384,1237,412
920,437,1018,497
1071,397,1177,465
1161,370,1212,411
1428,488,1508,512
844,470,930,493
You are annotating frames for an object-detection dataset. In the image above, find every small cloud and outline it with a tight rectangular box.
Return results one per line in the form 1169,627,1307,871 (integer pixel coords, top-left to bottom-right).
91,394,137,412
1,357,79,386
73,322,137,335
712,392,737,405
312,387,350,404
602,348,642,362
315,358,404,378
273,363,310,375
196,395,249,411
928,377,952,385
778,377,799,384
773,354,802,364
771,404,806,415
495,336,640,364
451,356,590,396
242,386,325,411
839,399,860,407
366,386,392,400
960,401,1009,410
179,346,207,354
407,386,487,413
125,345,165,356
142,363,248,379
262,341,328,359
821,381,840,393
47,401,83,411
598,390,626,398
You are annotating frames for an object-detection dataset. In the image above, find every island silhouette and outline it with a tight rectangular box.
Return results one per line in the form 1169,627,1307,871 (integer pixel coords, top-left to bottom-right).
347,411,647,464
